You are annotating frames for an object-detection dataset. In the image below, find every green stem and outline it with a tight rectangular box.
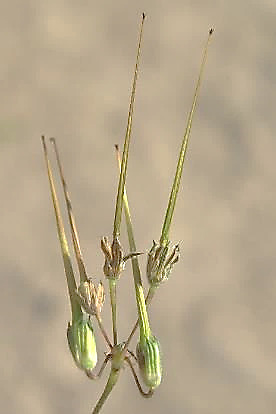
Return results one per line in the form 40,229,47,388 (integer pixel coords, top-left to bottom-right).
86,355,111,380
50,137,88,283
160,29,214,246
125,356,154,398
146,284,158,305
113,13,146,239
124,284,157,350
109,279,118,345
123,189,151,339
92,367,120,414
115,145,151,341
136,284,151,339
41,137,81,321
95,314,113,350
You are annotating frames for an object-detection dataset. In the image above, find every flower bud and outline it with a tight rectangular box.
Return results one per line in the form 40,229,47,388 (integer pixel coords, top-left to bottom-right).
147,240,179,286
136,335,162,389
67,313,97,371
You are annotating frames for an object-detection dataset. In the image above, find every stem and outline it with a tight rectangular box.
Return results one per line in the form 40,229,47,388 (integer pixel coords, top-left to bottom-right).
92,367,120,414
136,285,151,339
41,136,81,321
124,284,157,350
50,137,88,283
109,279,118,345
86,355,111,380
115,146,151,341
124,183,150,339
125,357,154,398
95,314,113,350
146,284,158,305
160,28,214,246
113,13,146,239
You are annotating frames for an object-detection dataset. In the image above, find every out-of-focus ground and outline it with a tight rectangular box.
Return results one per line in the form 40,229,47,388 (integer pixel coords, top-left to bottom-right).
1,1,276,413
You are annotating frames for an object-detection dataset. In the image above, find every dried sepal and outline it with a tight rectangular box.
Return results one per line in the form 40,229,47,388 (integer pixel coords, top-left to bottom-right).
147,240,180,286
101,236,142,280
101,236,124,279
112,237,124,276
76,279,105,316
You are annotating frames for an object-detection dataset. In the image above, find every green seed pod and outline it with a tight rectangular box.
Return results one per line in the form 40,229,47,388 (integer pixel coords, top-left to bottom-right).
136,335,162,389
67,313,97,371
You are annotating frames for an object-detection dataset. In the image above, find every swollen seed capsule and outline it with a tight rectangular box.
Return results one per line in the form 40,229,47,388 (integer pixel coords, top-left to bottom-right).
136,335,162,389
67,313,97,371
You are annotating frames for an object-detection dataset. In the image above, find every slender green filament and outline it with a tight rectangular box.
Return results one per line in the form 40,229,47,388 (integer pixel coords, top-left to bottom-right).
50,138,88,283
92,368,120,414
115,145,151,340
113,13,146,240
109,279,118,345
160,28,214,246
41,18,214,414
41,136,81,321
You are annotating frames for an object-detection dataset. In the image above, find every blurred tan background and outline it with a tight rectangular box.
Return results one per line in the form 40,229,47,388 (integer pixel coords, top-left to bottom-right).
1,1,276,413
